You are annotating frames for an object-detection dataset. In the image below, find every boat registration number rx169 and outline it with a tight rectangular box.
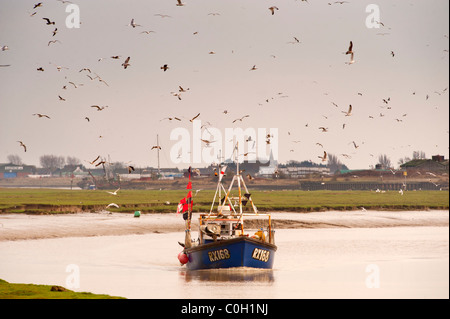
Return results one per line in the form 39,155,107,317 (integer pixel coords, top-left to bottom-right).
208,249,230,262
252,248,270,262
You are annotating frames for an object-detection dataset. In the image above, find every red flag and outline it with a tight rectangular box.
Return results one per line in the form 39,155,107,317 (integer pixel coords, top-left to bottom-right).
186,181,192,189
176,191,193,215
177,197,186,215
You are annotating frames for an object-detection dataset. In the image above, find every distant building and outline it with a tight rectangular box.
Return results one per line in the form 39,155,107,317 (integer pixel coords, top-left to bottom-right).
400,155,449,173
278,166,330,178
257,150,278,177
0,163,36,179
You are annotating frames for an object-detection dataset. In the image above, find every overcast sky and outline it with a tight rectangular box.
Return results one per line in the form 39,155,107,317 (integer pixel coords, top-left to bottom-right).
0,0,448,170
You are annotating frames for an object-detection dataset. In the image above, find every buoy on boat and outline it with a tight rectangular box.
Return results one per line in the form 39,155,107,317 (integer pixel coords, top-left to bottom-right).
178,251,189,265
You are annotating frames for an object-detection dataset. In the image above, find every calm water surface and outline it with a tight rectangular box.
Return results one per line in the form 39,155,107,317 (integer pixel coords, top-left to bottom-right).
0,225,448,299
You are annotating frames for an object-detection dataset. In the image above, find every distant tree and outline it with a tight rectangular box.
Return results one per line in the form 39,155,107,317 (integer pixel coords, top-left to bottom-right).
109,162,125,170
327,153,349,174
398,151,426,165
66,156,81,166
412,151,426,160
283,160,327,168
378,154,391,169
40,155,65,173
398,157,411,165
7,154,23,165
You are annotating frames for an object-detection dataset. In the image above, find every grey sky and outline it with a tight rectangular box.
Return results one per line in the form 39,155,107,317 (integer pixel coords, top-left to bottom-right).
0,0,448,170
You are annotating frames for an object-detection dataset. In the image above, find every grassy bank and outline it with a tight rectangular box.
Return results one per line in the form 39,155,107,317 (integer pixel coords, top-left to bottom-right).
0,279,124,299
0,188,448,214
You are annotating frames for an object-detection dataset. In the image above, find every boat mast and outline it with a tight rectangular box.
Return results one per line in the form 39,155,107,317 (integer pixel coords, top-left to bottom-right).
235,143,243,215
157,134,160,178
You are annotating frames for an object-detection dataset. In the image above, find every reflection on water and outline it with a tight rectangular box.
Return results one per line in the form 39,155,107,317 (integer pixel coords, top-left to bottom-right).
180,268,275,283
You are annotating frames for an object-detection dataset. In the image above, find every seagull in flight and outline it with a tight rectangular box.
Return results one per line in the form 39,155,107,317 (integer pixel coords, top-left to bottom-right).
342,104,352,116
42,18,55,25
176,0,185,6
318,151,327,162
190,113,201,122
106,188,120,195
155,14,172,18
33,113,51,119
17,141,27,152
269,6,279,15
127,19,141,28
232,115,250,123
91,105,108,111
151,145,162,150
48,40,61,46
161,64,169,71
88,155,100,165
345,41,355,64
122,57,131,69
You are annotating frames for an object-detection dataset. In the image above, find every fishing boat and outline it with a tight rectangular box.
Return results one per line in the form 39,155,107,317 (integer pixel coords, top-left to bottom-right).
177,145,277,270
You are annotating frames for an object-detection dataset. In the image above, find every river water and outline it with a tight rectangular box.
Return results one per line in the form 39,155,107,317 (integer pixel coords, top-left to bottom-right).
0,212,448,299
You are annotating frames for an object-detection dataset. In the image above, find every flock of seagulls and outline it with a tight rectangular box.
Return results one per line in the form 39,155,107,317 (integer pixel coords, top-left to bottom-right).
2,0,447,178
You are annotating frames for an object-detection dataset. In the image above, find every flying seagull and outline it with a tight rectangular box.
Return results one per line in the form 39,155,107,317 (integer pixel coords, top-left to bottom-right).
151,145,161,150
17,141,27,152
127,19,141,28
160,117,181,121
89,155,100,165
232,115,250,123
91,105,108,111
48,40,61,46
345,41,354,64
106,188,120,195
161,64,169,71
318,151,327,162
33,113,50,119
42,18,55,25
190,113,200,122
342,104,352,116
176,0,185,6
155,14,172,18
122,57,131,69
269,6,279,15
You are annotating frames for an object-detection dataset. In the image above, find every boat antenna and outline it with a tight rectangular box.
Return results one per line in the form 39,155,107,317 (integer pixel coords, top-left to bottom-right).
157,134,160,178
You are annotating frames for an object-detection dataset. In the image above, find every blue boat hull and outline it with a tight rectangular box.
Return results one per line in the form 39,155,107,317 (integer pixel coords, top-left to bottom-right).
184,236,277,270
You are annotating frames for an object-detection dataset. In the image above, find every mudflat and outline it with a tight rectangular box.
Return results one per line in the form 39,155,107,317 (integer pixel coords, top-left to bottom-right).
0,210,448,241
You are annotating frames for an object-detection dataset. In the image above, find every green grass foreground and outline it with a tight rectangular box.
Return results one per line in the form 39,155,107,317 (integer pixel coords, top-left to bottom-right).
0,279,124,299
0,188,448,214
